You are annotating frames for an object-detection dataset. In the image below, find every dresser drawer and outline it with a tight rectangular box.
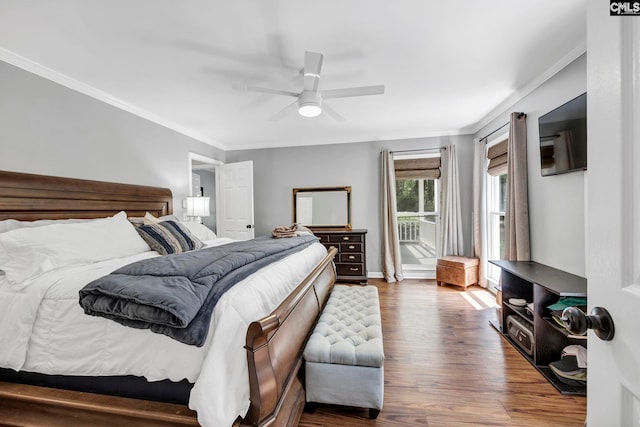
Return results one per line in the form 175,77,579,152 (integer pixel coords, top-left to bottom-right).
329,234,363,243
341,242,362,252
336,263,365,277
315,234,331,244
340,253,362,263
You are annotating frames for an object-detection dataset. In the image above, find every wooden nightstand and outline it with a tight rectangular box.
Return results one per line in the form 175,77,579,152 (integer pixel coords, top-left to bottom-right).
314,229,367,284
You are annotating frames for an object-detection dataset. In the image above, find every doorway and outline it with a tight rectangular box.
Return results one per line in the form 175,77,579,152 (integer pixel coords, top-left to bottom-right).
188,153,221,233
393,151,441,275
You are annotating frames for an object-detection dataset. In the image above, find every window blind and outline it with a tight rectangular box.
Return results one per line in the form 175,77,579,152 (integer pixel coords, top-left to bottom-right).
487,139,508,176
394,157,441,179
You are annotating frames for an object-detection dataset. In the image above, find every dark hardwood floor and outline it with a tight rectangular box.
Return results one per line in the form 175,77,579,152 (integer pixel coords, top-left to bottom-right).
298,279,586,427
0,279,586,426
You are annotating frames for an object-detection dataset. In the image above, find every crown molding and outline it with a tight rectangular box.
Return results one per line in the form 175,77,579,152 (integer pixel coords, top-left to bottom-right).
0,47,226,151
1,40,587,153
470,41,587,135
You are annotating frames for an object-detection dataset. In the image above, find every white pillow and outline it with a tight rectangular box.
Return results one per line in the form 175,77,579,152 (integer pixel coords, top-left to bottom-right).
180,221,217,241
0,211,151,285
0,217,93,234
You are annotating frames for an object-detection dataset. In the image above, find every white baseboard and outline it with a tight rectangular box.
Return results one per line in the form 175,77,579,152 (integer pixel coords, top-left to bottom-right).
368,269,436,280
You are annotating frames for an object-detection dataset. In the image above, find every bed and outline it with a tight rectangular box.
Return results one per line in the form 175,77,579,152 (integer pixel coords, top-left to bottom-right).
0,170,338,427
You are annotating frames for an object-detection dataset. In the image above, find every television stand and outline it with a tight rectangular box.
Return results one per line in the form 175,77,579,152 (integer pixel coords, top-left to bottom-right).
489,260,587,395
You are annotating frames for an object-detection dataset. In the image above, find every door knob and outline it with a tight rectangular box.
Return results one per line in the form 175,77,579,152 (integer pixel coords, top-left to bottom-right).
561,306,615,341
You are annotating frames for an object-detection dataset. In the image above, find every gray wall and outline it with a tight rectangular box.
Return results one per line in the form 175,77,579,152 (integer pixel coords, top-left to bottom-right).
0,61,224,216
226,135,474,276
474,54,586,277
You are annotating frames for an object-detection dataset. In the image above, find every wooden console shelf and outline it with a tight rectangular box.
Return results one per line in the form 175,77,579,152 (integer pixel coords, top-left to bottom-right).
489,260,587,396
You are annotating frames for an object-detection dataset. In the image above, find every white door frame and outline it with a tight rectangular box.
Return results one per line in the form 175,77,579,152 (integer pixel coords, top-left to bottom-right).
586,4,640,425
188,152,223,228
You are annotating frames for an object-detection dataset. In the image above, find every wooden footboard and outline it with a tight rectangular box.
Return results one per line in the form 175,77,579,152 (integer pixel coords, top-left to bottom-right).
241,246,337,427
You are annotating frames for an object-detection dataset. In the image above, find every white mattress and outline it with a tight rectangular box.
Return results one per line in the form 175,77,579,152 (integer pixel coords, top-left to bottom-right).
0,238,327,427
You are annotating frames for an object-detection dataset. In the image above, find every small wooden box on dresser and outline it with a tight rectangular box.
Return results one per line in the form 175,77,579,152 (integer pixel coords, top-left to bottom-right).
315,229,367,284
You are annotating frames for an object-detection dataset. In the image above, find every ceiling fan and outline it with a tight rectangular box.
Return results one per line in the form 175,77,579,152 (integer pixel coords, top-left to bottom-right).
234,51,385,121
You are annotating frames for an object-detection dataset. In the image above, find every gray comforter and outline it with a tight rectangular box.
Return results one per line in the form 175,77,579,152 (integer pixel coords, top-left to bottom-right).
78,235,318,346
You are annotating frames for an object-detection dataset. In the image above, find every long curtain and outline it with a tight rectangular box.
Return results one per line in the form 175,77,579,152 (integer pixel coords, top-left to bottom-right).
504,112,531,260
380,150,403,282
439,144,464,256
472,138,488,287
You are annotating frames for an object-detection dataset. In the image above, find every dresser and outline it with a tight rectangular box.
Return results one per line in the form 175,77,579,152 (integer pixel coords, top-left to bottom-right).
314,229,367,284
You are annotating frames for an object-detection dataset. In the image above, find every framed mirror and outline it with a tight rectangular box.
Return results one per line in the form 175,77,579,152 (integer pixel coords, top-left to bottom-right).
292,186,352,230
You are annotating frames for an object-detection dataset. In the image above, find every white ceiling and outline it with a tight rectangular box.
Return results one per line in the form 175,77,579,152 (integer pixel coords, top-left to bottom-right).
0,1,587,151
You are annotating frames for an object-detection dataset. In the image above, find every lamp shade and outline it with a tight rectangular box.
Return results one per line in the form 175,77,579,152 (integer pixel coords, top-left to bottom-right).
186,196,210,217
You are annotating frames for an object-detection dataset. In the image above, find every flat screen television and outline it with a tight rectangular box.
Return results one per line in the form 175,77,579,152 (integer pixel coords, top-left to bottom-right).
538,92,587,176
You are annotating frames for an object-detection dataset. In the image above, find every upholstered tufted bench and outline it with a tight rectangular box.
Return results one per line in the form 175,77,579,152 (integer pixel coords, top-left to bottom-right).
303,285,384,419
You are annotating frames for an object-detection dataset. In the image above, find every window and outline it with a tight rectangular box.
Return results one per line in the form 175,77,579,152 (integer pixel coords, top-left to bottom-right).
395,177,439,267
486,137,508,285
396,179,436,212
488,173,506,259
393,152,441,269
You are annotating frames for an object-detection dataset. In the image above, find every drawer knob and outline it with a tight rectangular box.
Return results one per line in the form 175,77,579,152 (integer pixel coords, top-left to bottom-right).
348,245,355,249
350,267,359,271
348,255,355,260
343,236,350,241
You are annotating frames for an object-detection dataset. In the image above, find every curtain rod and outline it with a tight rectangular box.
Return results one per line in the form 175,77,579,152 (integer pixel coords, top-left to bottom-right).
389,147,446,154
479,112,526,143
479,121,509,143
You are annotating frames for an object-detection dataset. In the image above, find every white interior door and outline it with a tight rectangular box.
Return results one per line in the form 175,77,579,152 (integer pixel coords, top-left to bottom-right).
218,161,254,240
586,5,640,425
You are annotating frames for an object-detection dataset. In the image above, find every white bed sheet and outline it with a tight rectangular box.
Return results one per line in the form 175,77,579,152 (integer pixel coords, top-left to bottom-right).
0,238,327,427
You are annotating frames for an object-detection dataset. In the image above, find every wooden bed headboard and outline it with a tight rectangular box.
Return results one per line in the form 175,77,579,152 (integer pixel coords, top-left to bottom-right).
0,170,173,221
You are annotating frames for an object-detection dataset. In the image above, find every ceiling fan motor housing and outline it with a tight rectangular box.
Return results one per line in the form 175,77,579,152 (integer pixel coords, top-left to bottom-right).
298,91,322,117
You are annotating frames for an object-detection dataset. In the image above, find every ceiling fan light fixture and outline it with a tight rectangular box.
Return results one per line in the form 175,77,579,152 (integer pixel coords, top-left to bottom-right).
298,91,322,118
239,51,385,121
298,104,321,117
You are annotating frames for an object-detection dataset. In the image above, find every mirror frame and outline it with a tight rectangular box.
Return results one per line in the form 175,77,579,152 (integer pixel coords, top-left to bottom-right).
292,186,352,231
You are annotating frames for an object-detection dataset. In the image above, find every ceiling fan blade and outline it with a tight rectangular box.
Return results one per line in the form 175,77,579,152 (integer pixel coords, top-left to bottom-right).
269,100,298,121
322,85,385,99
303,51,323,92
322,103,346,122
233,83,298,97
